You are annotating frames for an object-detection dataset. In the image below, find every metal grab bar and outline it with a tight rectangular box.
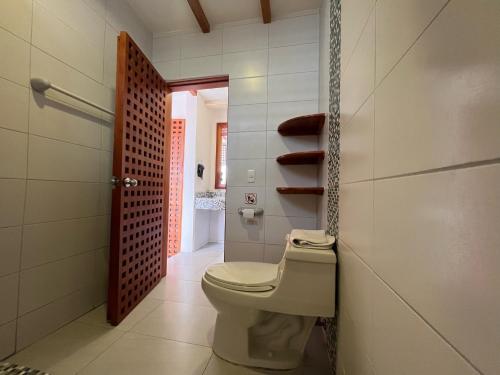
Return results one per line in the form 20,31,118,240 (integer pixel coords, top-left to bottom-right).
30,77,115,116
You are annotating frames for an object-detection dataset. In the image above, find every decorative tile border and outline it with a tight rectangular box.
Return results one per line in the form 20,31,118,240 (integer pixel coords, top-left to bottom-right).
0,363,49,375
325,0,341,373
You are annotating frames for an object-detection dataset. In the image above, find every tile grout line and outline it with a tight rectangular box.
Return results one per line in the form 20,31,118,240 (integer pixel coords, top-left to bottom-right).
374,0,452,90
340,158,500,185
340,241,484,375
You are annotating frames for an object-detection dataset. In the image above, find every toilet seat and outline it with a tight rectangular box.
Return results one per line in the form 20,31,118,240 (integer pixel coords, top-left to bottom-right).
205,262,279,292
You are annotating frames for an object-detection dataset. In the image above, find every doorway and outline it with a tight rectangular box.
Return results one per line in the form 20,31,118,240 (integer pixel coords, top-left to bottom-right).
107,31,229,325
168,85,229,260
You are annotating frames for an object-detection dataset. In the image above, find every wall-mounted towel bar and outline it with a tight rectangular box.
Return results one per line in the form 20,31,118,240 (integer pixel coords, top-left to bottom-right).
30,77,115,116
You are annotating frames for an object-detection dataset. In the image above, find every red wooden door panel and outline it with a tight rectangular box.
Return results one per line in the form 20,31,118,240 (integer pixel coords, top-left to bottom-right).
167,119,185,257
108,32,171,325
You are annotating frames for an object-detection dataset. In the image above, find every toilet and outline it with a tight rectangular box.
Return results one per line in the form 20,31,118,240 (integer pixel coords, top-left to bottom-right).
201,236,336,370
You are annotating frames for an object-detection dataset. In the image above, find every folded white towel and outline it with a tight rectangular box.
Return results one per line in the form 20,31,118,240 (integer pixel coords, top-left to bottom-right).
290,229,335,250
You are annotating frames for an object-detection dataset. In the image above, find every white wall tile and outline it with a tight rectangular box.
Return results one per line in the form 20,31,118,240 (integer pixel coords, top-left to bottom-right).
337,243,374,364
36,0,105,50
92,247,109,306
153,35,181,62
16,287,95,349
269,14,319,47
340,95,374,183
105,0,152,57
263,244,285,264
340,11,374,125
226,159,266,187
0,226,22,277
264,216,316,245
32,2,103,82
269,44,319,75
24,181,100,224
19,251,95,315
339,181,373,265
180,30,222,59
265,187,318,218
31,48,113,114
155,60,181,80
372,274,478,375
0,0,32,41
374,164,500,374
103,24,118,89
227,132,266,160
340,0,375,73
180,55,222,79
0,78,29,133
0,128,28,179
22,216,109,269
267,100,318,130
227,104,267,133
0,179,26,228
83,0,106,18
225,213,264,244
374,0,500,178
0,320,16,359
224,241,264,262
98,183,112,215
99,151,112,183
229,77,267,105
268,72,319,102
222,50,268,79
266,133,318,159
0,273,19,325
336,307,374,375
29,93,102,149
28,135,100,182
223,23,268,53
266,161,319,188
376,0,448,84
0,27,30,87
225,186,266,214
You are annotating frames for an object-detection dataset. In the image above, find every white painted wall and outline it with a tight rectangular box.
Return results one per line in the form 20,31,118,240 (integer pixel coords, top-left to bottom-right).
153,11,322,263
195,97,227,193
172,92,199,253
0,0,152,357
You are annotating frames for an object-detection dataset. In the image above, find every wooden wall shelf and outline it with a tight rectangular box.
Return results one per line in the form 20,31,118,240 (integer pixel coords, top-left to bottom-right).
276,187,324,195
277,113,325,136
276,151,325,165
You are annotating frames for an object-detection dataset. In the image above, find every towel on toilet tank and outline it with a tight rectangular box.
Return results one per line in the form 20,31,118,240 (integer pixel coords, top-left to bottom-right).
290,229,335,250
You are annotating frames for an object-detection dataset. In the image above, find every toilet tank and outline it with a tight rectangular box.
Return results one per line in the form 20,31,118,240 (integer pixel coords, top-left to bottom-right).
269,242,337,318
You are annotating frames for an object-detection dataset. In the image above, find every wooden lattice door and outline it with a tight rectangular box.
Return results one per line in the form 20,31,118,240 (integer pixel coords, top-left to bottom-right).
167,119,185,257
108,32,172,325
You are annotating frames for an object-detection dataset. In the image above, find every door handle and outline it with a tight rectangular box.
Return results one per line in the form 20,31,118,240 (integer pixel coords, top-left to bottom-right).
122,177,138,188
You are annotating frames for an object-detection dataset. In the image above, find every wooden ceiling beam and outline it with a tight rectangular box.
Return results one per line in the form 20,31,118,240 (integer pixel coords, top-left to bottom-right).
186,0,210,33
260,0,271,24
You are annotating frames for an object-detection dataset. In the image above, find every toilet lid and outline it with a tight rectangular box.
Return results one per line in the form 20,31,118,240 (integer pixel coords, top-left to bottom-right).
205,262,279,292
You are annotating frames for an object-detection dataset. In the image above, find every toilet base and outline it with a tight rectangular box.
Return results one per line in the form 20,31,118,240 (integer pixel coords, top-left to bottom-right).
212,310,316,370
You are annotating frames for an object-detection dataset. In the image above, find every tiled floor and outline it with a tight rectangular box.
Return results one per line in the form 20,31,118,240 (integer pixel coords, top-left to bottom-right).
7,243,330,374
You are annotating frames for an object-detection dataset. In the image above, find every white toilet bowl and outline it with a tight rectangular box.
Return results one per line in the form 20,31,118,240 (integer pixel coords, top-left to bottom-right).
201,238,336,370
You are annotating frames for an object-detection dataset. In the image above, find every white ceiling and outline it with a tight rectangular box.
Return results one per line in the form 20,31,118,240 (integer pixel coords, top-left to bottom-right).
126,0,321,34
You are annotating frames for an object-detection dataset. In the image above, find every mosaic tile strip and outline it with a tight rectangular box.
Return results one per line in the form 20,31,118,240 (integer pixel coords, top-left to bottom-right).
325,0,341,373
0,363,49,375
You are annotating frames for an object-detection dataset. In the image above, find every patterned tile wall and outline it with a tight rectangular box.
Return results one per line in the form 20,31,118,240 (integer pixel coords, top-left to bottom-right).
325,0,341,373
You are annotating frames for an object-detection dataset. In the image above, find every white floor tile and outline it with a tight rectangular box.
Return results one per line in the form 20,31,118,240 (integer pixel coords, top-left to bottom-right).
78,332,212,375
148,277,211,307
7,321,123,375
76,297,163,331
130,301,216,347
